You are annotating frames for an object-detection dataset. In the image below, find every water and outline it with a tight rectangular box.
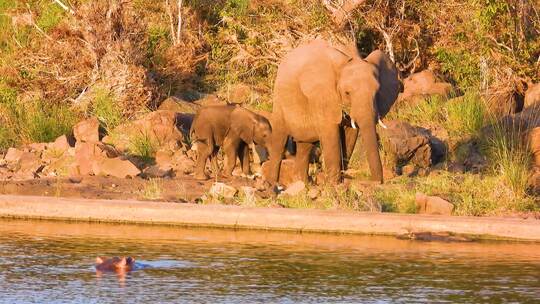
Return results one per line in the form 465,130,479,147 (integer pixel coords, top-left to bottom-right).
0,219,539,303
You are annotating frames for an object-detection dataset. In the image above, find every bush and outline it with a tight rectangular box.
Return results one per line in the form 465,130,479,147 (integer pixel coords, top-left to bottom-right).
127,132,158,163
91,88,124,131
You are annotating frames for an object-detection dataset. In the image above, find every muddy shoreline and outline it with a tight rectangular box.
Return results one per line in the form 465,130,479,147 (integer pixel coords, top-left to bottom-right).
0,195,538,242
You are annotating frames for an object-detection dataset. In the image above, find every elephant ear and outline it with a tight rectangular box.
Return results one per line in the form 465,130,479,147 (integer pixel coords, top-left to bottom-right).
231,110,255,144
365,50,401,118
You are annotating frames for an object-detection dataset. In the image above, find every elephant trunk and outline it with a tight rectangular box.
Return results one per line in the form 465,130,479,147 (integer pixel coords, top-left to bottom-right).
356,114,383,183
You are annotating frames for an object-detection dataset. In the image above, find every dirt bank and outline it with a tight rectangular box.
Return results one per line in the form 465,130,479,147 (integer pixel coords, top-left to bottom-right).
0,195,538,241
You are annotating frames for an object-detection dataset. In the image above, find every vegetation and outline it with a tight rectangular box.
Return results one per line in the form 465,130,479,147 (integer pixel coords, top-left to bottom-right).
127,132,158,163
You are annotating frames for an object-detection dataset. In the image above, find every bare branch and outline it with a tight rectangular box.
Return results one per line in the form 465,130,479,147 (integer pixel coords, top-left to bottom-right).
176,0,183,43
53,0,75,15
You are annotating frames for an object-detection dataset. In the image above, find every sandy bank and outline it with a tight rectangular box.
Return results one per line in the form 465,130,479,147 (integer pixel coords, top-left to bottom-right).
0,195,538,241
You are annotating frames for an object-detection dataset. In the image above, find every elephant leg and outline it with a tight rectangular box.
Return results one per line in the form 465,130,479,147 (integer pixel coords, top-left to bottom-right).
194,141,211,180
295,142,313,183
342,126,359,169
319,125,342,184
223,136,240,177
238,142,251,176
266,128,288,185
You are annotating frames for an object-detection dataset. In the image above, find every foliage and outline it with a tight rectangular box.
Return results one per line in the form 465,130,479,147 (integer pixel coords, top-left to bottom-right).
127,132,158,163
91,87,124,131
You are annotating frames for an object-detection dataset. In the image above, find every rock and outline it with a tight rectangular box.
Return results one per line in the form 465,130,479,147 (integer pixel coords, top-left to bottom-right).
52,135,71,152
193,94,227,107
73,117,100,143
381,120,444,170
158,96,200,114
103,110,183,152
209,182,237,199
240,186,257,205
483,77,527,116
42,155,77,177
398,70,452,103
415,193,454,215
171,151,194,174
262,159,297,187
142,164,173,178
398,231,471,242
74,142,120,175
18,152,43,174
529,127,540,167
307,188,319,200
525,82,540,108
93,158,141,178
221,83,252,104
282,181,306,196
401,164,417,177
27,143,47,152
4,148,23,164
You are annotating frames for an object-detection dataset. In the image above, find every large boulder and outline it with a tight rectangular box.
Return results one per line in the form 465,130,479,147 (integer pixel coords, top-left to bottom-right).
398,70,453,103
415,193,454,215
193,94,227,107
92,157,141,178
380,120,445,171
220,83,252,104
74,141,119,175
524,82,540,109
103,110,184,152
73,117,100,143
158,96,200,114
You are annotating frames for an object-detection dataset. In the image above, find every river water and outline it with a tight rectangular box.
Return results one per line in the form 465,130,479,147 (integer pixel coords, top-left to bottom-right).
0,219,539,303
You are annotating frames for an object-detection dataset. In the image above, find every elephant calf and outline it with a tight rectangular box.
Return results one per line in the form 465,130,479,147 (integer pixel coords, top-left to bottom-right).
190,105,272,180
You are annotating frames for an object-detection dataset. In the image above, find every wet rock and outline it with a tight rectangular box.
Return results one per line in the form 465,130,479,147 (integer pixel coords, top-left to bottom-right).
397,231,471,242
93,158,141,178
74,117,100,143
282,181,306,196
415,193,454,215
158,96,200,114
524,82,540,108
142,164,173,178
262,159,297,187
209,182,237,199
398,70,452,103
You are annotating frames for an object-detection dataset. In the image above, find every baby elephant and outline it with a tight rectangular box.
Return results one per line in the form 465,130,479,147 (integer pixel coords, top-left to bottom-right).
190,105,272,180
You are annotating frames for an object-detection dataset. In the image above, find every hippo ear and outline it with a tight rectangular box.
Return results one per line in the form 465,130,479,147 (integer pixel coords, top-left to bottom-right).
95,257,104,264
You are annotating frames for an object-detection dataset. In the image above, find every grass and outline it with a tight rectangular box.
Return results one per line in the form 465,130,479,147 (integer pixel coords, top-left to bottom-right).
141,178,163,200
91,87,124,132
0,85,78,148
127,131,158,163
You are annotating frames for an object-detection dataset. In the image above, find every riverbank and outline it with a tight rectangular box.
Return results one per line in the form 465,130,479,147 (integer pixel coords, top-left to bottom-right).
0,195,538,241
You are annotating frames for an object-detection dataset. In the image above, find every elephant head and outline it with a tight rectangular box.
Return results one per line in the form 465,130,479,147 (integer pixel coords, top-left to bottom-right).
231,108,272,146
337,50,401,183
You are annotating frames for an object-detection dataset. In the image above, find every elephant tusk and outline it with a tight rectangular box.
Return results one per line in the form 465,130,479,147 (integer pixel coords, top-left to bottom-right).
351,118,358,129
378,118,388,129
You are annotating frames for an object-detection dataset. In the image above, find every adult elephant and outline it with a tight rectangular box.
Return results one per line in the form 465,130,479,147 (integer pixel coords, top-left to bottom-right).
265,39,400,185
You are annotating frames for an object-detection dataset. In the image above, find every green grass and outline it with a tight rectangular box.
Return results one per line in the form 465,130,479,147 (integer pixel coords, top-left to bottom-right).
445,92,486,139
91,87,124,131
127,131,158,163
36,1,65,32
0,85,78,148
